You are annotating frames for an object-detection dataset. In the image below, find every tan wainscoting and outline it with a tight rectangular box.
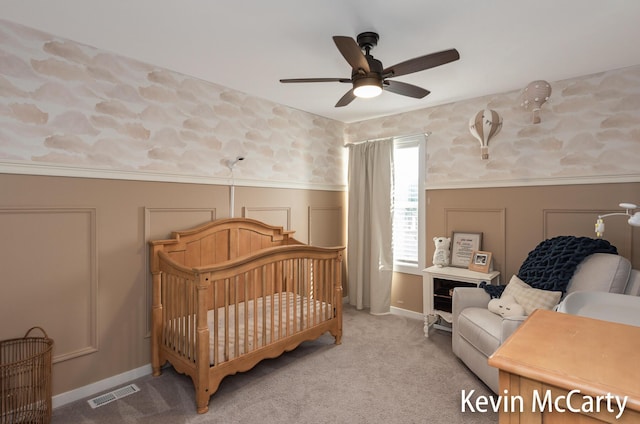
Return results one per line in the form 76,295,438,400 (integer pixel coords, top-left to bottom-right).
243,206,291,230
0,207,98,363
427,183,640,283
0,173,346,397
543,208,633,259
308,206,343,246
309,206,347,295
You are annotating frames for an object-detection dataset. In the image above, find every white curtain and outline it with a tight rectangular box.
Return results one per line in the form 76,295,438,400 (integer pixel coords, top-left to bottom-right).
347,138,394,315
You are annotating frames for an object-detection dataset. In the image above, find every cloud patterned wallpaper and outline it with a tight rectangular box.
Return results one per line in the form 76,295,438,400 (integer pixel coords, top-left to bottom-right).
346,65,640,188
1,18,639,190
0,19,346,188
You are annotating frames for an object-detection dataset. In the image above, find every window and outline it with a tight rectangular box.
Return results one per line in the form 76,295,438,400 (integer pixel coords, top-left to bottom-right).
393,135,426,274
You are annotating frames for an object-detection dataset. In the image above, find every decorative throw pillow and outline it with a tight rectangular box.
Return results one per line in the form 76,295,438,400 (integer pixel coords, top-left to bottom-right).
502,275,562,315
488,295,526,318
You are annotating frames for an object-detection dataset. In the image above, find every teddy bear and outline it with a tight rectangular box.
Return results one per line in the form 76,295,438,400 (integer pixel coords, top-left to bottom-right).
432,236,451,267
488,295,526,318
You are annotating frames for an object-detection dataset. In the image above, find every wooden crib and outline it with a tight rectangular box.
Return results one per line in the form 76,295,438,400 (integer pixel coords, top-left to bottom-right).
148,218,344,413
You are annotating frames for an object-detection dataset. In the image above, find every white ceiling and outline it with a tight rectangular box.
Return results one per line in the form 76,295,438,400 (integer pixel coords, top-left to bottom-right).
2,1,640,123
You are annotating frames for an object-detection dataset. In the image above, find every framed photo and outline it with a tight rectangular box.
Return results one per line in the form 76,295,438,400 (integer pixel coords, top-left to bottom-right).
468,250,493,273
450,232,482,268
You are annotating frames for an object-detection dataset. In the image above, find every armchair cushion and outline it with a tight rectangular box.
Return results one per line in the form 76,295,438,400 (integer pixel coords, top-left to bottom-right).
502,275,562,315
567,253,630,294
625,270,640,296
457,307,502,358
451,286,491,314
500,316,528,343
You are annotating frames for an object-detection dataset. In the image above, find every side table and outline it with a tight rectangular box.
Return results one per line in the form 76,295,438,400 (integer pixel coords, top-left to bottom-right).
422,265,500,337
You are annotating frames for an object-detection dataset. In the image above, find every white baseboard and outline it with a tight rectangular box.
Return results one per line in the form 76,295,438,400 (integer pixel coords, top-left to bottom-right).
344,297,423,321
390,306,423,321
52,364,152,409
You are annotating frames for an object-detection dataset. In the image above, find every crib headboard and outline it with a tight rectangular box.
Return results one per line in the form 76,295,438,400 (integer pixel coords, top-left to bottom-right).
149,217,302,272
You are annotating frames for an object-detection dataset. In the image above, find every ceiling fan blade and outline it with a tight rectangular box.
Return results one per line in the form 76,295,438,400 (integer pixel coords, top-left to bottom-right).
335,89,356,107
383,80,430,98
280,78,351,83
383,48,460,78
333,36,370,72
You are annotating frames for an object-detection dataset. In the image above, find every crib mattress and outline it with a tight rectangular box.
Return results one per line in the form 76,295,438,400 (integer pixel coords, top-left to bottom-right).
208,292,331,364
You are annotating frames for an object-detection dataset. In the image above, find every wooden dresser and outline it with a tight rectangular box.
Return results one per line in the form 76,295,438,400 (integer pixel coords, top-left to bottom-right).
488,309,640,423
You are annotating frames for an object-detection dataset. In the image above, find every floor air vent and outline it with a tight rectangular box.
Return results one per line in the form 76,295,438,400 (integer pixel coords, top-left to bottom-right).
87,384,140,409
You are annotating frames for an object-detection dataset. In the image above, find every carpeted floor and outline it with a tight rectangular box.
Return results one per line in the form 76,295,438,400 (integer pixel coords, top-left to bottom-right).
52,305,497,423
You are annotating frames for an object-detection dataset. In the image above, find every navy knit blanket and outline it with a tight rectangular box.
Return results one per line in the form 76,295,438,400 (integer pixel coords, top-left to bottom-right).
481,236,617,298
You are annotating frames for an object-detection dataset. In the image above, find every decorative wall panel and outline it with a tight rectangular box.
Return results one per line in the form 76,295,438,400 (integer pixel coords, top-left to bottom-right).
0,207,97,363
308,206,343,246
243,207,291,230
543,208,632,259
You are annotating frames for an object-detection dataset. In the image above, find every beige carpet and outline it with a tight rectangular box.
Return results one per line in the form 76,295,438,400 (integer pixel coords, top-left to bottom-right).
52,305,497,423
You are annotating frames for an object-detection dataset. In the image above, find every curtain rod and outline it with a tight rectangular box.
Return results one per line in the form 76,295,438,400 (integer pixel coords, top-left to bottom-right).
343,131,431,146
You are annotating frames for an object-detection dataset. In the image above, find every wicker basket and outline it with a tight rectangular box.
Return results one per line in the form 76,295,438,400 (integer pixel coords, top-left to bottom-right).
0,327,53,424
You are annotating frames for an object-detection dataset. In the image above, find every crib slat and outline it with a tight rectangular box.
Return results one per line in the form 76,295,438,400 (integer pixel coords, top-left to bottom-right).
165,275,171,349
304,259,315,328
243,272,249,355
303,258,308,330
317,259,323,322
179,275,183,356
170,276,174,348
296,259,302,331
176,275,181,355
252,267,258,351
286,259,291,337
318,259,323,321
189,277,193,360
273,261,285,338
261,266,275,344
299,258,304,332
321,259,327,321
325,258,330,320
176,279,186,360
262,267,268,344
187,276,192,358
213,277,218,366
232,275,238,359
325,261,335,320
224,278,229,361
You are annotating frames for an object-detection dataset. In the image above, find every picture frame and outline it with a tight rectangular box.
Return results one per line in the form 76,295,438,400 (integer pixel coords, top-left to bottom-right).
468,250,493,273
450,232,482,268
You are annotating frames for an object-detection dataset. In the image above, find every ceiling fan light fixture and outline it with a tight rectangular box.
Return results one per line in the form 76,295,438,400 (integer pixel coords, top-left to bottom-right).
279,32,460,107
353,77,382,98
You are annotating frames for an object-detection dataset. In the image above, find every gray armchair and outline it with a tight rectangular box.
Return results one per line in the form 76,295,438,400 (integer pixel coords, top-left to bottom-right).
452,252,639,393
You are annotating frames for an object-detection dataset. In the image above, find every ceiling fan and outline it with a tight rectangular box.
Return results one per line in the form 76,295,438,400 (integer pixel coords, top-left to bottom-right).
279,32,460,107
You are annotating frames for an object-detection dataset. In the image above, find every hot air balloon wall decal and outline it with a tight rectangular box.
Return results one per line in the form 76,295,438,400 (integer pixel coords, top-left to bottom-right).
521,80,552,124
469,109,503,160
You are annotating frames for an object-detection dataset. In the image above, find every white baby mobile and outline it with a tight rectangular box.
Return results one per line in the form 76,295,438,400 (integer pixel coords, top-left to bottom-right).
469,109,502,160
